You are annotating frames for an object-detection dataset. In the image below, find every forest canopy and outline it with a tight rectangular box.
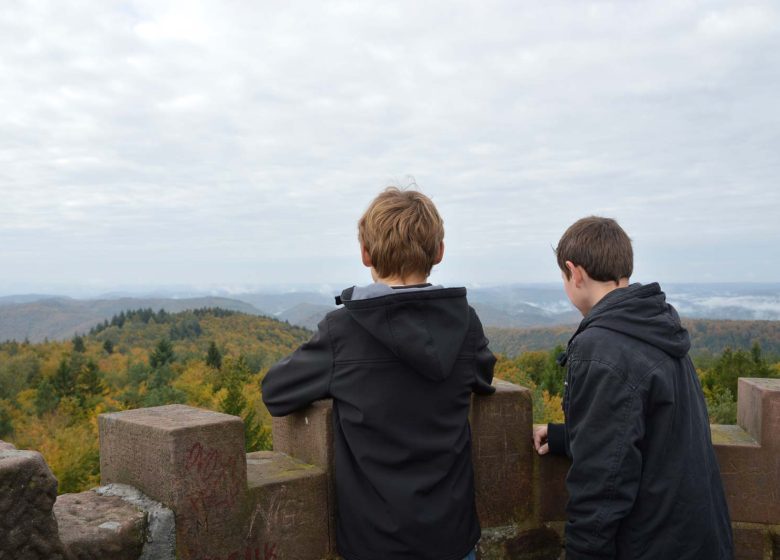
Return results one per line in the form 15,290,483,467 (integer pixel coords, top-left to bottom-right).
0,308,777,494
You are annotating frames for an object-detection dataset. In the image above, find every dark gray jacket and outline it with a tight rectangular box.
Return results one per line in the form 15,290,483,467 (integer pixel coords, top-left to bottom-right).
547,283,733,560
262,285,496,560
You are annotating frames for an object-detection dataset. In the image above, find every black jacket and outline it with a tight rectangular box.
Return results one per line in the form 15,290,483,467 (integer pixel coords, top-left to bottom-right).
547,283,733,560
262,285,496,560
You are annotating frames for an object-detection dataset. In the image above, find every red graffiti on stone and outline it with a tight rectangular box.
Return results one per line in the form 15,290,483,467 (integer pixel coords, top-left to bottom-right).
264,543,278,560
183,442,243,532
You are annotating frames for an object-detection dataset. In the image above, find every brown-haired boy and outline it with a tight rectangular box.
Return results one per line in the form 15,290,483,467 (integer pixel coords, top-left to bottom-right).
262,187,495,560
534,216,733,560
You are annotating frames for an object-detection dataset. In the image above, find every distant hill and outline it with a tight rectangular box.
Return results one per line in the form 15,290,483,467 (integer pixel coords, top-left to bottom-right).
2,282,778,343
234,291,336,315
0,294,60,306
486,319,780,360
276,303,336,331
0,297,264,342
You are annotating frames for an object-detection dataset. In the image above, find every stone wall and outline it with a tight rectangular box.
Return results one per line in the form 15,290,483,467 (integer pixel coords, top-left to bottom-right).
2,377,779,559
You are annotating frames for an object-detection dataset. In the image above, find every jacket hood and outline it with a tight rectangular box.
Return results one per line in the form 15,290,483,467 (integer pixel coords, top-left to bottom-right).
572,282,690,358
339,285,470,381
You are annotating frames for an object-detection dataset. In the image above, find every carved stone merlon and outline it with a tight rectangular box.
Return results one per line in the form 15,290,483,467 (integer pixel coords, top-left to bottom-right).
470,379,534,527
712,378,780,526
99,404,329,560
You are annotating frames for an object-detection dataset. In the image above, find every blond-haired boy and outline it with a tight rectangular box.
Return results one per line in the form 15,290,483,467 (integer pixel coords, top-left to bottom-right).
534,216,733,560
262,187,495,560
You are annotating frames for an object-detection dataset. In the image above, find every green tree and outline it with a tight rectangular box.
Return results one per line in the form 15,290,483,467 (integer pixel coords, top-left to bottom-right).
206,341,222,370
35,377,59,416
149,339,175,368
78,360,106,401
219,357,268,451
52,358,77,399
707,343,773,397
102,339,114,354
0,400,13,438
706,388,737,424
72,335,86,353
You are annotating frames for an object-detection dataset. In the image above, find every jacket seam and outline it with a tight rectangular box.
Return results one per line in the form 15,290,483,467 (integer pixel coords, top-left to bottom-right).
569,356,630,386
596,387,638,545
567,356,640,550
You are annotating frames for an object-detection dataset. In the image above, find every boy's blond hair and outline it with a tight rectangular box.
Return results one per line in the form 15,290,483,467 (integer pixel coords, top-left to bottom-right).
358,187,444,279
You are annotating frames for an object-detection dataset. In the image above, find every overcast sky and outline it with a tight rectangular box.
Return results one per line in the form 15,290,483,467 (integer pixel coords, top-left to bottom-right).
1,1,779,295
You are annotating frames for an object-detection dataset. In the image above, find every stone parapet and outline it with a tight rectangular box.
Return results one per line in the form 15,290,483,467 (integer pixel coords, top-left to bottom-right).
4,376,777,559
272,379,560,559
98,404,331,560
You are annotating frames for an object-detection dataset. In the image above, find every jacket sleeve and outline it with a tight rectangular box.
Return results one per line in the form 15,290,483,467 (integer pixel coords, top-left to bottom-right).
261,317,334,417
564,358,644,560
471,310,497,395
547,422,570,457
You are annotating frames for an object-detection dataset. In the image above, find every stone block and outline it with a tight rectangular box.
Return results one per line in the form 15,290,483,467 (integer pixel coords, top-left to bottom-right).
272,400,333,473
471,379,534,527
54,491,145,560
99,405,247,560
245,451,329,560
714,378,780,525
0,441,66,560
536,450,570,523
272,400,336,552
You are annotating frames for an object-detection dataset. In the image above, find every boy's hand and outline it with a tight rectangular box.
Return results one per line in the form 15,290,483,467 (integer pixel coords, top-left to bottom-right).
533,425,549,455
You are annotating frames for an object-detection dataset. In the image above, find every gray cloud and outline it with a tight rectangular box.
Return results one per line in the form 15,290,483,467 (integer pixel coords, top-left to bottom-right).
1,0,779,292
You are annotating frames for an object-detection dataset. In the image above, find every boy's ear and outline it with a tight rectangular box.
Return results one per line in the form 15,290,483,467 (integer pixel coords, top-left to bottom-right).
433,241,444,265
565,260,585,286
361,245,373,268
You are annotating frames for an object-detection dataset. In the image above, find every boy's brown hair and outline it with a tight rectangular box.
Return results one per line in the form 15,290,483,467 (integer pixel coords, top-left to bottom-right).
556,216,633,282
358,187,444,279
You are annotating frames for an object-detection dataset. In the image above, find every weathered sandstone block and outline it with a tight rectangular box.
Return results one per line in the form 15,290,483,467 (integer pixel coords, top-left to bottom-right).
245,451,329,560
471,379,534,527
55,491,145,560
99,405,247,560
0,441,66,560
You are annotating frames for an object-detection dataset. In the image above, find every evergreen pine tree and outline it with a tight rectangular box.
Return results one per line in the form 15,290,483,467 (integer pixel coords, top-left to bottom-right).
72,335,86,353
35,377,59,416
78,359,106,398
206,341,222,370
149,339,175,368
103,339,114,354
52,358,77,398
0,401,13,438
219,356,266,451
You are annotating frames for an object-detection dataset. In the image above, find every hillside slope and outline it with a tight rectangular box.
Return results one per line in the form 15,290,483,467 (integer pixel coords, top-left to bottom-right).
0,297,264,342
486,319,780,359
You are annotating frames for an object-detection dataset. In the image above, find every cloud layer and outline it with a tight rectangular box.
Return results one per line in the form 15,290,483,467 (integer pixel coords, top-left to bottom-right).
1,1,779,292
